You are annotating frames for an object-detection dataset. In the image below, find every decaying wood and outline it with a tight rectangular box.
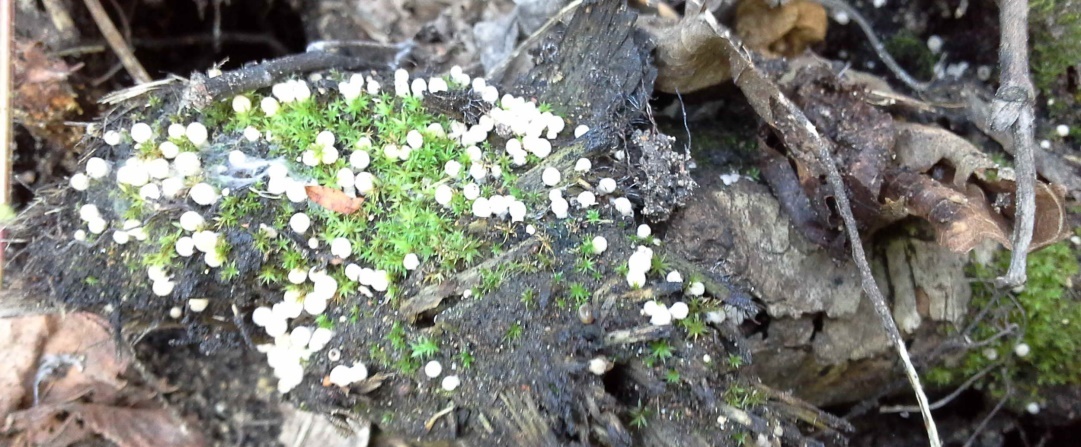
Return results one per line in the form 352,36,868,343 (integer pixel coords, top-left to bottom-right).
684,12,941,446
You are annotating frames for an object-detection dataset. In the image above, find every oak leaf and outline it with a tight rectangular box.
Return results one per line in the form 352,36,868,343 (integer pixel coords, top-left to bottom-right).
305,185,365,214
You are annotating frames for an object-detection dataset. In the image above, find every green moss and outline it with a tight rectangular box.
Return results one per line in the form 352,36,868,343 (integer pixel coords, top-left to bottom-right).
1030,0,1081,96
928,242,1081,400
883,31,936,81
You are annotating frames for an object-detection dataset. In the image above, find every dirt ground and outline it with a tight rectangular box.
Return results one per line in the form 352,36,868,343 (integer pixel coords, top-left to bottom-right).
3,0,1081,446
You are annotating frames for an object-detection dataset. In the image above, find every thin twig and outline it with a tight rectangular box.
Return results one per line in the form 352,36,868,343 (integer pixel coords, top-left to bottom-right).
810,99,942,447
0,0,13,286
990,0,1036,288
816,0,932,92
698,13,942,447
963,372,1013,447
880,361,1001,414
83,0,152,83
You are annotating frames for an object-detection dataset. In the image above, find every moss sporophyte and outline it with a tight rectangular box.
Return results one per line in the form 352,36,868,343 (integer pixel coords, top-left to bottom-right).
71,65,672,395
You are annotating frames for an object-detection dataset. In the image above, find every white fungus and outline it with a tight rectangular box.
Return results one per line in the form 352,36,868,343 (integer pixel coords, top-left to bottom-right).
350,150,371,171
1025,402,1040,415
70,173,90,191
175,236,196,257
1056,124,1070,137
79,204,101,222
168,307,182,319
687,281,705,296
86,157,110,179
573,125,589,138
152,280,176,297
444,160,462,177
173,152,202,177
112,230,130,245
637,224,652,238
288,268,308,284
441,375,461,391
232,95,252,113
146,158,170,179
613,197,633,217
597,178,617,194
927,35,943,54
185,122,209,146
161,177,186,198
73,230,87,241
463,183,480,200
551,197,570,219
179,211,206,232
159,141,181,159
588,357,613,376
189,182,219,206
328,363,369,387
289,213,311,234
138,184,161,200
309,327,334,351
331,237,352,259
260,97,281,116
130,122,153,143
103,130,122,146
429,77,449,93
508,200,527,222
469,163,487,182
577,191,596,208
167,123,186,139
574,158,592,172
435,184,454,206
406,129,424,149
1014,343,1031,357
666,271,683,283
354,172,375,195
424,360,443,378
188,298,210,312
87,218,107,234
192,230,219,253
542,167,561,186
403,253,420,270
472,197,493,218
669,302,690,320
650,305,672,326
116,160,150,187
591,236,608,254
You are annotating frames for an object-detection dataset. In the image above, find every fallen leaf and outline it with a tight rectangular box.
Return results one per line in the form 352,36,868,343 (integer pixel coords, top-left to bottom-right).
892,123,997,189
0,312,205,447
306,185,365,214
651,14,733,93
735,0,828,57
883,171,1012,253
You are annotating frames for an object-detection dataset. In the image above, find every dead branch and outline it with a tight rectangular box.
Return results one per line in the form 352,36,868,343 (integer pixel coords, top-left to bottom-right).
83,0,151,84
1,0,12,286
990,0,1038,288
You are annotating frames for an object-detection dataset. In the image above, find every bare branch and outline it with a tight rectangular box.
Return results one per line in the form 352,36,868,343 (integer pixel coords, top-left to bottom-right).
991,0,1037,288
83,0,152,84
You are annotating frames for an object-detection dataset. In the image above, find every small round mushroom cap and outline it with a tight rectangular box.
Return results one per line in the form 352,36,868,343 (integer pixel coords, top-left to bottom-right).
424,360,443,378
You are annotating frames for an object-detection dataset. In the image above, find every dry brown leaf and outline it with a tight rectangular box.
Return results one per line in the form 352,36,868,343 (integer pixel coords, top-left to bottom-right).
305,185,366,215
651,14,733,93
883,171,1012,253
13,39,80,126
892,123,997,189
735,0,828,57
980,180,1072,252
0,312,205,447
